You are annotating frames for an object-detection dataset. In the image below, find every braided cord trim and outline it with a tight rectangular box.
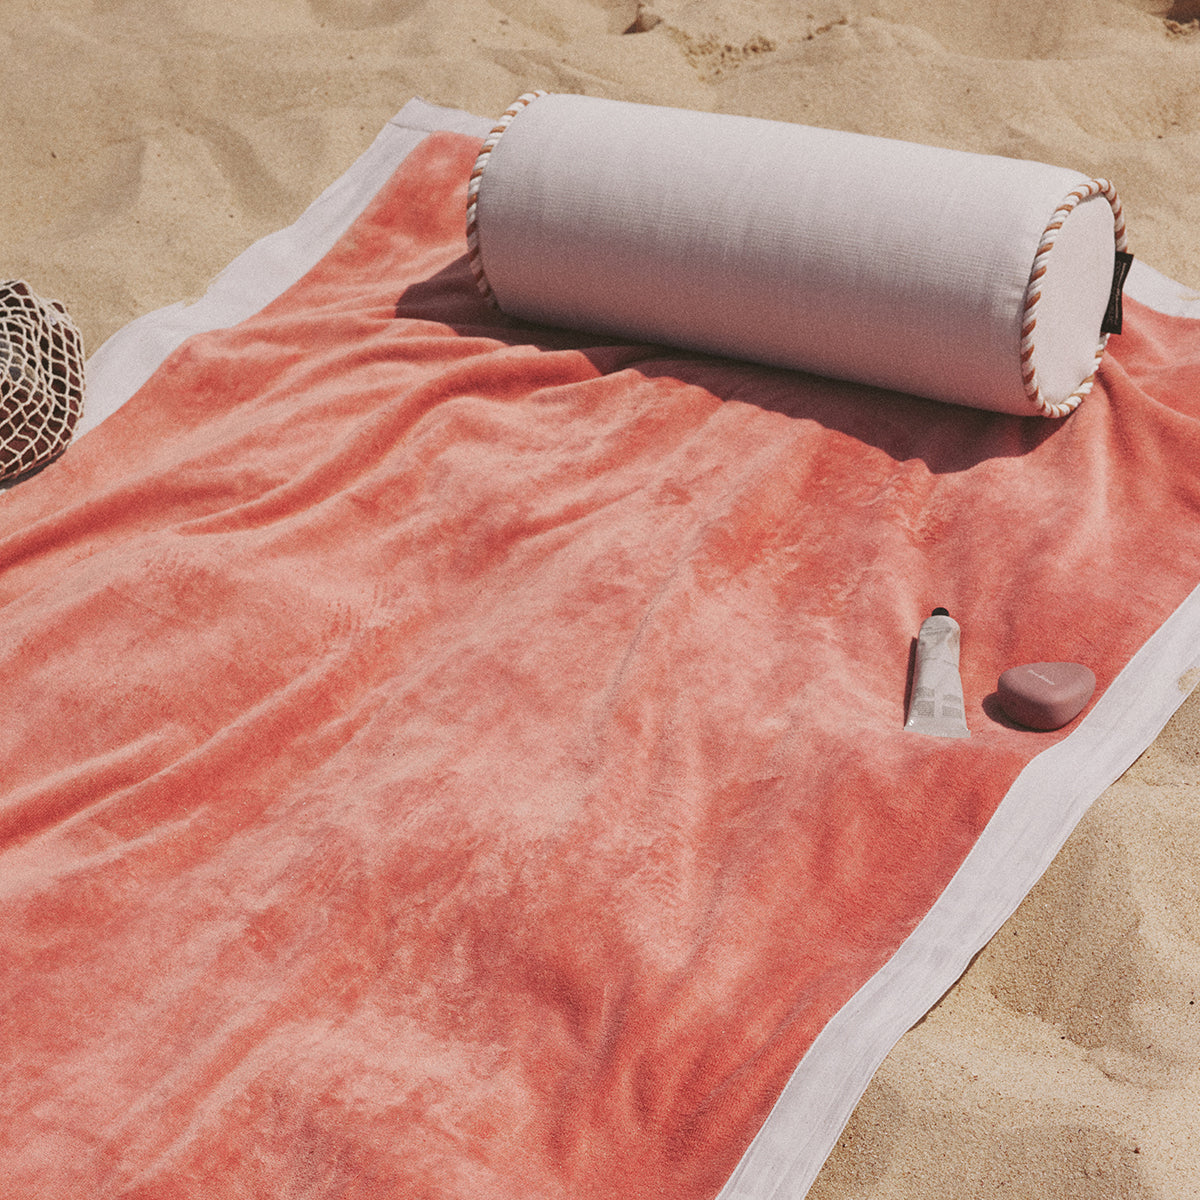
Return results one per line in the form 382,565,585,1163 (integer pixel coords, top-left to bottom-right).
1021,178,1127,417
466,90,548,305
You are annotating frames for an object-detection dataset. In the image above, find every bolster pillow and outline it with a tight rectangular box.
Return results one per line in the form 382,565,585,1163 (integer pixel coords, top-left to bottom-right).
465,92,1127,417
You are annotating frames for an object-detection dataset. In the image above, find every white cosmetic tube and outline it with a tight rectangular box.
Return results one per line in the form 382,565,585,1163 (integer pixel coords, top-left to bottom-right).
904,609,969,738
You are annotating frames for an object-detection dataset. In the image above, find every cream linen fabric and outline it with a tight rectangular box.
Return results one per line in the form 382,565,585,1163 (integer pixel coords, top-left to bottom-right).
471,93,1118,416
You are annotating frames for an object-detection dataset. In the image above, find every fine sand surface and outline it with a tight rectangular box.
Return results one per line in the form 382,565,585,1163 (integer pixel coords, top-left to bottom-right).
5,1,1200,1196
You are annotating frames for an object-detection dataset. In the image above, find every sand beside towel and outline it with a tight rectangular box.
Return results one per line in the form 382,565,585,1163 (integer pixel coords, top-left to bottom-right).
4,2,1200,1198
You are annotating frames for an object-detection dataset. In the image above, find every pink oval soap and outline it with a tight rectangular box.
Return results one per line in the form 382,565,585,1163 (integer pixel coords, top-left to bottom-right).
997,662,1096,731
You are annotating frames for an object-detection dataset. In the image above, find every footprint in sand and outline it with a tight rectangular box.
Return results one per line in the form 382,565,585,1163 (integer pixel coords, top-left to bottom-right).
620,3,854,79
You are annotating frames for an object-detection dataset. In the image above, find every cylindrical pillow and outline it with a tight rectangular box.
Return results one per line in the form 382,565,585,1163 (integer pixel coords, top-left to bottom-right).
466,92,1127,417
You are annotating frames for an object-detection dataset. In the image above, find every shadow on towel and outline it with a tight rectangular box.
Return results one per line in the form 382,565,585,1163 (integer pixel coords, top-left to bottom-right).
396,256,1064,475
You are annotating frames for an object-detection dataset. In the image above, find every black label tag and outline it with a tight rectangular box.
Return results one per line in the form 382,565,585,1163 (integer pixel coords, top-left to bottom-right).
1102,250,1134,336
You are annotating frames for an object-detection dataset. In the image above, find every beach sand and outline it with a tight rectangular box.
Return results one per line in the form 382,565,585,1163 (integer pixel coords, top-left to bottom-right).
4,1,1199,1195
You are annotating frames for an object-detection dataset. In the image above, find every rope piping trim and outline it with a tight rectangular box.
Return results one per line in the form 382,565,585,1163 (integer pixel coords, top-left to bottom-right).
1021,178,1127,418
466,94,1127,418
465,89,548,306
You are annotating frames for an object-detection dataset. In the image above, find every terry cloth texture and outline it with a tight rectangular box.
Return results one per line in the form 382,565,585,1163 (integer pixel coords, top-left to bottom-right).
3,117,1200,1200
468,92,1121,416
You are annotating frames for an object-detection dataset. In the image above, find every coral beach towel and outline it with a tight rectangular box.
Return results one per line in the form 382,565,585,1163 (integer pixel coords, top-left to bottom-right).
3,101,1200,1199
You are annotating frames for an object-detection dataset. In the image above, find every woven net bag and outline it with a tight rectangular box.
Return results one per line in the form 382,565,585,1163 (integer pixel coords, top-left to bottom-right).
0,280,84,484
